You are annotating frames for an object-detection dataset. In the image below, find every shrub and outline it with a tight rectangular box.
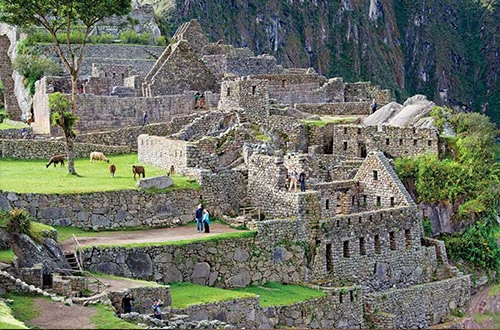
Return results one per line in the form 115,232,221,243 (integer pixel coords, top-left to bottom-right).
444,220,500,273
120,29,151,45
0,109,8,123
2,208,32,236
98,33,115,44
156,35,167,46
14,55,61,96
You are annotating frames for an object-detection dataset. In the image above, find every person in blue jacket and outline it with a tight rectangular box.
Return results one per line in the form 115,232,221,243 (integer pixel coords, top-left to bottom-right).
203,209,210,233
195,204,204,233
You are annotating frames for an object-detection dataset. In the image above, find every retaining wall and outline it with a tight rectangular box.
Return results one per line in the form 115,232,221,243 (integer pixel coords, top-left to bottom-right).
0,189,199,230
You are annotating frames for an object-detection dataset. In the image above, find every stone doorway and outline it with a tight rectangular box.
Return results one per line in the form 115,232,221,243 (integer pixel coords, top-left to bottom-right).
358,142,367,158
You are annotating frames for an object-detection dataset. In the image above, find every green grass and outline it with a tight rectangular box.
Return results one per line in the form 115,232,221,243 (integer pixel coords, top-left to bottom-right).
256,134,271,142
90,272,163,288
0,214,55,243
488,283,500,297
4,294,40,325
234,282,326,307
0,120,27,130
0,154,200,194
0,300,28,329
91,304,142,329
169,282,256,309
89,230,257,249
301,117,358,127
53,225,166,243
0,250,14,264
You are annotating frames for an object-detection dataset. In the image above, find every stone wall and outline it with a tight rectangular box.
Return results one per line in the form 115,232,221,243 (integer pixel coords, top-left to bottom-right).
365,276,470,328
294,102,371,116
200,169,248,216
0,126,33,139
84,234,308,288
0,189,199,230
0,34,21,120
344,82,393,105
74,113,204,149
332,124,439,159
172,297,261,329
202,55,281,78
0,139,131,159
108,285,171,315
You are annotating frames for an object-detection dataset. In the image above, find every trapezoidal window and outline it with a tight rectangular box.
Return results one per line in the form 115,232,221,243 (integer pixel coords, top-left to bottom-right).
376,196,381,207
326,243,333,272
390,197,395,207
227,87,231,97
414,139,418,146
399,138,403,146
428,140,432,147
357,128,361,135
389,231,396,251
325,199,330,210
343,142,348,151
405,229,412,248
359,237,366,256
281,79,287,88
373,170,378,180
252,86,256,95
343,241,350,258
374,235,381,254
344,127,348,134
386,138,390,145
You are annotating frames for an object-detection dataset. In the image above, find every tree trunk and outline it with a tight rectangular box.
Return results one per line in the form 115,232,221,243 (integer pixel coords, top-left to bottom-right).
65,132,77,176
70,74,78,114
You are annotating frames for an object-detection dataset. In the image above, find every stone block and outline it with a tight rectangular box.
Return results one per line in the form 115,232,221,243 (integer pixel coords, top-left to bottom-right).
136,176,174,189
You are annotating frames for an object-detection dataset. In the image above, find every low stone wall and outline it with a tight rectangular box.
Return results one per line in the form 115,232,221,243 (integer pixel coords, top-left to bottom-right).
83,235,308,288
0,139,131,159
74,113,204,149
108,285,171,315
18,264,43,288
364,276,471,329
0,189,199,230
294,102,371,116
172,297,260,329
0,127,33,139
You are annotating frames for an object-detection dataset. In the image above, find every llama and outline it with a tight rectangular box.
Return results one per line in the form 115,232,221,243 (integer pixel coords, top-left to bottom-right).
90,151,109,163
109,164,116,178
132,165,145,180
46,155,65,168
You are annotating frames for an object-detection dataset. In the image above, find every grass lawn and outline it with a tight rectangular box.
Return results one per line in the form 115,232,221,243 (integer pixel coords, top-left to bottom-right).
234,282,326,307
0,120,27,130
91,304,142,329
0,300,27,329
169,282,256,309
91,230,257,249
0,154,200,194
0,249,14,264
302,117,358,127
90,272,163,288
3,294,40,326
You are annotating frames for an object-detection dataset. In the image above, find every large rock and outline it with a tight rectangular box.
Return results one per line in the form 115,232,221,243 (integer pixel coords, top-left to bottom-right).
229,270,250,288
126,251,153,278
233,248,249,262
163,266,182,283
192,262,210,285
136,176,173,190
10,234,70,275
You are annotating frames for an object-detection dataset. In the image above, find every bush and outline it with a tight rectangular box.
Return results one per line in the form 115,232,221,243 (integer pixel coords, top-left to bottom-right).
98,33,115,44
444,220,500,273
120,29,151,45
14,55,61,96
1,208,32,236
156,35,167,46
0,109,9,123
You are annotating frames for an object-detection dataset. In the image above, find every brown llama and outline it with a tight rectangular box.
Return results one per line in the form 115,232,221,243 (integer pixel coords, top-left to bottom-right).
132,165,145,180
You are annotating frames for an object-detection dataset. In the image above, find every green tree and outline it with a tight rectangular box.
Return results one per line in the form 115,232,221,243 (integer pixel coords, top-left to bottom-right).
0,0,131,175
49,92,79,175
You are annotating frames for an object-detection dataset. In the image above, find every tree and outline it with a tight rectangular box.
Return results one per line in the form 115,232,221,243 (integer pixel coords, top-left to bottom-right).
49,92,79,175
0,0,131,175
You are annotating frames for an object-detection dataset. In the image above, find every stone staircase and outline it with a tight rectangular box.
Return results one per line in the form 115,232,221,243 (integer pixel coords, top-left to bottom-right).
63,251,83,274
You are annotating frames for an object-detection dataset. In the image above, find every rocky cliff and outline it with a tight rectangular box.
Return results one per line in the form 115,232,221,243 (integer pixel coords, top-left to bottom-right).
140,0,499,125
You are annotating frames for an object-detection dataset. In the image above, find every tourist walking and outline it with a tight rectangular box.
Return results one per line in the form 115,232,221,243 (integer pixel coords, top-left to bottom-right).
194,91,201,109
299,170,307,192
152,299,163,320
195,204,204,233
203,209,211,233
371,99,378,113
121,292,134,314
200,92,205,108
142,111,148,126
288,168,298,192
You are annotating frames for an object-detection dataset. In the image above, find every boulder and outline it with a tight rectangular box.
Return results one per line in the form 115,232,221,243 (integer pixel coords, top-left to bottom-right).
233,248,249,262
163,266,182,283
126,252,153,278
228,270,250,288
136,176,174,190
192,262,210,285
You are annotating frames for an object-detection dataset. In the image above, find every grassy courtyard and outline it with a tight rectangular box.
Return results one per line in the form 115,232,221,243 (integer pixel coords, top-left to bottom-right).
0,154,200,194
0,120,28,130
234,282,326,307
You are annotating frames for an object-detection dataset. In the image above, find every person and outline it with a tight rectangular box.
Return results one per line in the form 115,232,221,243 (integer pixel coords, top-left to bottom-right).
299,170,307,192
20,128,28,139
21,112,27,123
195,204,204,233
121,292,134,314
152,299,163,320
288,168,297,192
199,92,205,109
203,209,210,233
194,91,201,109
142,111,148,126
371,99,377,113
27,114,33,126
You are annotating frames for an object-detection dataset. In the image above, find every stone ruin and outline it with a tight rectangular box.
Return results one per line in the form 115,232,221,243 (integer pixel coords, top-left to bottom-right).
0,17,471,329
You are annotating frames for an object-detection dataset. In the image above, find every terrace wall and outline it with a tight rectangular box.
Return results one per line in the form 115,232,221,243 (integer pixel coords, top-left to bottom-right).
0,189,199,230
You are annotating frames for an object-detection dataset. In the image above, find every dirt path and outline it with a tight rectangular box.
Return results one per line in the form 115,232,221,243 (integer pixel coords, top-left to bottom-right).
29,298,97,329
60,223,238,250
462,286,494,329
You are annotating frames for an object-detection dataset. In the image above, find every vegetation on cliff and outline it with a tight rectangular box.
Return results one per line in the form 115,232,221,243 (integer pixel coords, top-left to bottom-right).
395,110,500,272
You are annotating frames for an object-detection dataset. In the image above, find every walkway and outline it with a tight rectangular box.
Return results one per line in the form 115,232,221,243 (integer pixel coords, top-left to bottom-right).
59,223,238,250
